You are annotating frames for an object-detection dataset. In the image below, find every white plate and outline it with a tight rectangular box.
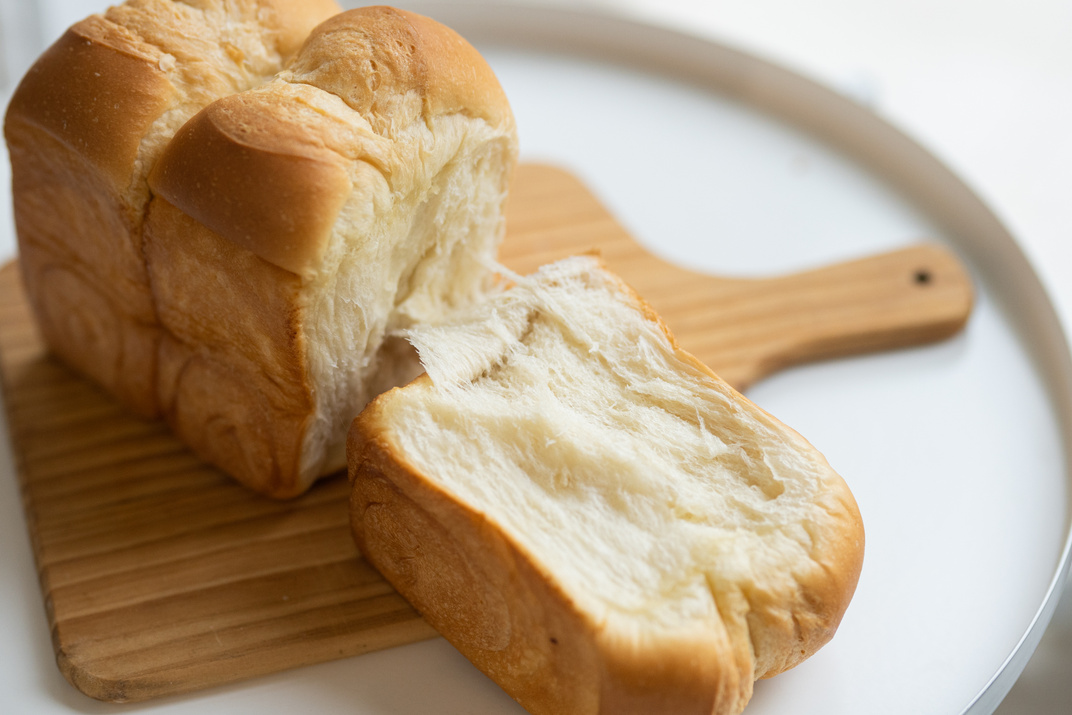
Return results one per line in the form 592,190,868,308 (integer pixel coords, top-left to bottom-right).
2,2,1070,714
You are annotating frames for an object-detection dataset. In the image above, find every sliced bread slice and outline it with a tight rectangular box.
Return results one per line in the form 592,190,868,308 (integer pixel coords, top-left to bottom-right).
348,256,864,715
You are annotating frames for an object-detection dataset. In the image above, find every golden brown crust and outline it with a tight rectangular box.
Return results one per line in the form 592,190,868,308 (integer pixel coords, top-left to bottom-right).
148,197,313,498
287,6,513,132
147,90,354,275
5,17,174,192
4,17,175,416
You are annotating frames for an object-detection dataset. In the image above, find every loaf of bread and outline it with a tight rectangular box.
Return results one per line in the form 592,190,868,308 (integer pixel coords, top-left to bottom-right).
5,2,518,497
5,0,341,418
348,256,865,715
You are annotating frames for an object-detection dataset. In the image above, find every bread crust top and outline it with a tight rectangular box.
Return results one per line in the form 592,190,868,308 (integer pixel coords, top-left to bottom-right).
286,6,513,130
3,16,173,193
3,0,340,196
147,5,515,276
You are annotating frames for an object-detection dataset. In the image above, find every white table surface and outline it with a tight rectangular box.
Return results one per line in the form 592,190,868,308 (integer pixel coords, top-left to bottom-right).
1,1,1070,713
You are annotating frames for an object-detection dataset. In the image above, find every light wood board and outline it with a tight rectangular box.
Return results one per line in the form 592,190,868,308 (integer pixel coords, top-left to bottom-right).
0,163,972,703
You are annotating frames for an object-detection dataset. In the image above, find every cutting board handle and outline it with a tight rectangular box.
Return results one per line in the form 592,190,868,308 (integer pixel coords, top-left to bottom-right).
702,243,974,390
502,164,974,391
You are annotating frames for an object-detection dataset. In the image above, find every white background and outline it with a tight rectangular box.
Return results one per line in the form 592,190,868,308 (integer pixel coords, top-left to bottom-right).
1,1,1070,713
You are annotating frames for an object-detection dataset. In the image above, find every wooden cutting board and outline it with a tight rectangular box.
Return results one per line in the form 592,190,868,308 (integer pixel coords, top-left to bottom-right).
0,163,972,703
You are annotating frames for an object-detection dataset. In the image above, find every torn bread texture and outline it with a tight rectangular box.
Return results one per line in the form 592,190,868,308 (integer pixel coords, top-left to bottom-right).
348,256,864,715
5,3,518,497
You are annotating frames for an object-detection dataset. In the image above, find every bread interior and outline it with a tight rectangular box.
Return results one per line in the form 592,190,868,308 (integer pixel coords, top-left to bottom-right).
299,104,514,477
381,257,840,630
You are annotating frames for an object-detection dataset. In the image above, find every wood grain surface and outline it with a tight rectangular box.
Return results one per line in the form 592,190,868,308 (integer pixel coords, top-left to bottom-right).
0,163,972,703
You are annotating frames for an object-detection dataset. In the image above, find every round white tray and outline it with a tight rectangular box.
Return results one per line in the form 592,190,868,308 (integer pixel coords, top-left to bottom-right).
1,2,1069,714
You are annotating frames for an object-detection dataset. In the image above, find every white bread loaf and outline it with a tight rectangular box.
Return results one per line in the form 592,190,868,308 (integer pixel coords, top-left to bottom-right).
5,3,518,497
4,0,341,418
348,256,865,715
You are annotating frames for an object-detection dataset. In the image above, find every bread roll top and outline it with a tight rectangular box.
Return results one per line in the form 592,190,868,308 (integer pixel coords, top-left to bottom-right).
146,88,356,275
286,6,513,131
6,0,339,212
149,5,516,277
4,16,173,194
